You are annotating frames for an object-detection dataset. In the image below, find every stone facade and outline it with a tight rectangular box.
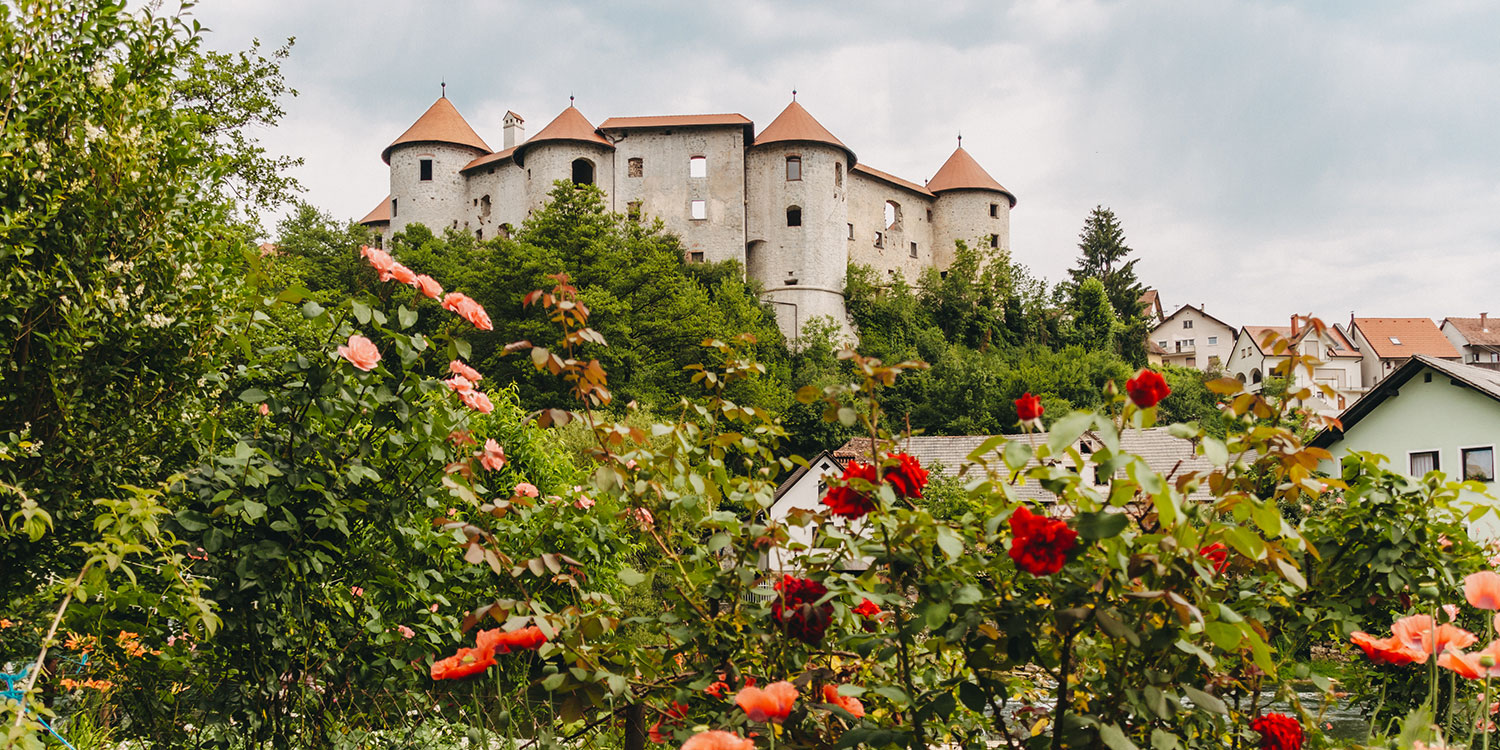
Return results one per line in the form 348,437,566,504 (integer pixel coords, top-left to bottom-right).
366,96,1017,343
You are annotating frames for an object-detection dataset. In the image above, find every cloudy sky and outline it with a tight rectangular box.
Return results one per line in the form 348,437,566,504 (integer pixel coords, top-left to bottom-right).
193,0,1500,326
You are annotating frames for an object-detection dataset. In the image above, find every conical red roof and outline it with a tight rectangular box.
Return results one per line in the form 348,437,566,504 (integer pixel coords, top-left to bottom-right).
926,146,1015,206
382,97,490,163
358,195,391,225
753,101,856,163
513,106,613,165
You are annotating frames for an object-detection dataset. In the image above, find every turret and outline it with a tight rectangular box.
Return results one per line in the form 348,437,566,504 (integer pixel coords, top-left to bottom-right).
926,139,1015,270
383,93,491,236
746,99,857,344
513,102,615,212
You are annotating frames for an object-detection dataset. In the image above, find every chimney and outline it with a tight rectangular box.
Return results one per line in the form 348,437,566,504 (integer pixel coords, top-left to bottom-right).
1483,312,1489,332
503,111,525,149
1289,314,1299,337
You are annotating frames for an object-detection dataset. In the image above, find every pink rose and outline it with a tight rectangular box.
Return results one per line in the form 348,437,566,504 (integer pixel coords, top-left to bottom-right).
257,403,270,416
515,482,540,498
449,360,483,383
396,625,415,639
442,292,493,331
480,439,506,471
361,246,396,279
443,376,474,393
413,274,444,299
429,602,439,613
389,262,416,286
337,335,382,371
574,495,595,510
350,586,364,597
458,389,494,414
632,507,654,530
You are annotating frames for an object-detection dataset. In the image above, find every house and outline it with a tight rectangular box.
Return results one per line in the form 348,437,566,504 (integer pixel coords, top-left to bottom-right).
1139,289,1164,325
765,429,1218,570
1222,316,1363,414
1343,318,1461,389
357,92,1018,342
1310,355,1500,535
1441,315,1500,369
1148,304,1236,372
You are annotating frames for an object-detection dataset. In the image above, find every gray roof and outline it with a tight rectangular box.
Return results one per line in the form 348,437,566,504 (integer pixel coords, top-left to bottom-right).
1312,354,1500,447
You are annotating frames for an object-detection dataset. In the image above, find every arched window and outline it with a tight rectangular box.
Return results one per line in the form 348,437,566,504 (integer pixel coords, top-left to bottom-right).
1251,369,1263,384
571,158,594,186
1236,372,1246,383
479,194,491,218
834,162,843,187
786,206,802,227
786,156,801,181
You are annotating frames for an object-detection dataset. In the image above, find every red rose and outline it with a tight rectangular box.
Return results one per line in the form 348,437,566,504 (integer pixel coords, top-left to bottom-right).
1249,713,1303,750
772,575,833,645
429,645,497,680
884,452,928,499
476,625,548,654
822,461,878,518
1126,369,1171,408
1008,506,1077,576
1015,392,1044,422
852,597,884,632
1199,542,1230,574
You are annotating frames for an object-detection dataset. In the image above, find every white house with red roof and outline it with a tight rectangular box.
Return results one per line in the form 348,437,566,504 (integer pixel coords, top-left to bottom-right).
1223,316,1364,414
357,93,1018,343
1147,304,1237,371
1342,317,1461,389
1442,315,1500,369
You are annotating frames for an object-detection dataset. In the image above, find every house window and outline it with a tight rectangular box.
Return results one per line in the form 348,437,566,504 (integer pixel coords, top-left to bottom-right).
1187,357,1196,367
909,242,918,258
627,201,642,221
874,231,884,248
989,234,999,248
834,162,843,187
1183,320,1194,329
690,200,707,220
786,156,801,181
786,206,801,226
628,158,644,177
1463,447,1495,482
1410,450,1440,475
689,251,705,263
1158,340,1167,349
1207,336,1218,345
926,208,933,222
419,159,433,181
990,203,998,218
689,156,707,178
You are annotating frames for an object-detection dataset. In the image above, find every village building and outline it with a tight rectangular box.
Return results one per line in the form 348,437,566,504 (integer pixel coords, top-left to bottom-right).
1441,315,1500,369
1222,317,1364,414
1147,304,1236,372
1340,318,1460,389
357,93,1017,343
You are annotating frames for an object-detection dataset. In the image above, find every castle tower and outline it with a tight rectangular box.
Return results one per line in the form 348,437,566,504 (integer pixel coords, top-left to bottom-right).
746,99,857,343
513,103,615,212
382,94,491,237
926,141,1016,269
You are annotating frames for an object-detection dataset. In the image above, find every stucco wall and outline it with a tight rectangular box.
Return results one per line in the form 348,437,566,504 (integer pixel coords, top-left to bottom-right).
522,142,616,213
765,457,871,572
930,189,1011,269
607,127,747,265
1323,367,1500,536
461,160,528,240
846,171,935,281
1150,308,1236,371
388,142,487,236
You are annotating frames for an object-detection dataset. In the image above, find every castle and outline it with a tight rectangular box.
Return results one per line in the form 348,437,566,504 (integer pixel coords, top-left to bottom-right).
358,93,1016,341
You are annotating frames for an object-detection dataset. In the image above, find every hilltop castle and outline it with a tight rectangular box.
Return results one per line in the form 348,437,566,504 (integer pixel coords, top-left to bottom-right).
358,93,1016,340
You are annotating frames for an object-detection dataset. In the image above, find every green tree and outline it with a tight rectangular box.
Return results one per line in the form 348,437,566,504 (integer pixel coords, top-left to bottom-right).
1066,206,1149,363
1070,277,1118,352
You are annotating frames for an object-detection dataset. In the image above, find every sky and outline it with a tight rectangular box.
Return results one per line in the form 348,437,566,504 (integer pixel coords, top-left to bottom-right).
191,0,1500,326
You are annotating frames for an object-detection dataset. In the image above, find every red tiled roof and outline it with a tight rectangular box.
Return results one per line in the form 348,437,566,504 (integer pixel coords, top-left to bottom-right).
852,164,933,197
1139,289,1158,306
513,106,613,166
598,113,752,130
925,146,1015,206
382,97,490,164
1444,317,1500,347
753,101,856,163
1353,318,1460,359
460,146,517,173
358,196,391,225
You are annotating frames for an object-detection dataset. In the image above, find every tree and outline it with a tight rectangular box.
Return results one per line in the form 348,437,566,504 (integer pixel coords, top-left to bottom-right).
1070,277,1118,352
1067,206,1145,318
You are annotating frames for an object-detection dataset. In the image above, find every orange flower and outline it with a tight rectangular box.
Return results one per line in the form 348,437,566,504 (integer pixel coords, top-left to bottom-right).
1467,571,1500,610
736,680,797,723
430,645,497,680
822,684,866,718
475,625,548,654
458,388,494,414
1442,640,1500,679
413,274,444,299
1394,615,1477,657
0,619,12,629
680,731,755,750
442,292,493,331
705,680,730,698
1351,631,1427,666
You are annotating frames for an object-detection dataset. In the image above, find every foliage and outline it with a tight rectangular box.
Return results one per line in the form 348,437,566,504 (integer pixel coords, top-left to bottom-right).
1064,205,1150,365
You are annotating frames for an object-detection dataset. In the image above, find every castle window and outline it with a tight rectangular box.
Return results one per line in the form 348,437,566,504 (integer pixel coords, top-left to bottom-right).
628,157,644,177
884,200,902,231
475,229,483,240
834,162,843,187
419,159,433,181
847,223,854,239
689,251,705,263
627,201,642,221
391,198,398,217
689,156,707,178
479,194,491,219
499,223,513,239
910,242,918,258
691,200,707,220
571,158,594,186
989,234,999,248
990,203,999,218
926,208,933,222
786,156,801,181
786,206,801,227
873,231,884,248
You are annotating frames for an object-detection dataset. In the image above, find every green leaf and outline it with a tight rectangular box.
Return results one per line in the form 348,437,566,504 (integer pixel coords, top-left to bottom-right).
242,500,267,521
1275,557,1307,589
1047,412,1093,455
1074,510,1128,539
1003,439,1033,472
870,685,909,706
352,299,371,324
237,388,267,403
397,305,417,329
1098,723,1141,750
1204,621,1241,650
454,337,471,360
923,600,951,630
541,672,566,691
1202,437,1228,466
958,681,988,712
300,300,325,319
1180,685,1228,715
935,527,964,561
618,567,646,587
1150,729,1181,750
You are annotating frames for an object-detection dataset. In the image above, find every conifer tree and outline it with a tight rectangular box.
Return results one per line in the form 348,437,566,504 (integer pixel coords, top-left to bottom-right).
1067,206,1148,363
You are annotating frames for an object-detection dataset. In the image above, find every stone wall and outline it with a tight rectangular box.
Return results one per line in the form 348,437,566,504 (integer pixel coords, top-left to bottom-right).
388,142,486,236
607,126,748,265
846,171,936,282
521,142,616,213
930,189,1011,269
